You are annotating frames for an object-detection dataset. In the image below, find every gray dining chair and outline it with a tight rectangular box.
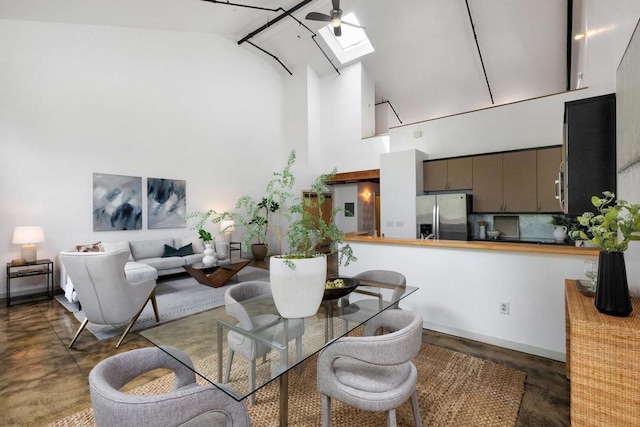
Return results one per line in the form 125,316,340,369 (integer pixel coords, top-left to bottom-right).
339,270,406,334
89,346,249,427
60,249,158,348
223,280,304,405
317,309,424,427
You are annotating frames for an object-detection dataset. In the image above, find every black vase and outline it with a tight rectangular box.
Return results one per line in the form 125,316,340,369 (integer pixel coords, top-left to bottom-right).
595,251,633,317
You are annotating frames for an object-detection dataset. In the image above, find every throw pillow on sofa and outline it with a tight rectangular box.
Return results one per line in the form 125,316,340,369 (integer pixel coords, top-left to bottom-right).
161,243,194,258
75,241,102,252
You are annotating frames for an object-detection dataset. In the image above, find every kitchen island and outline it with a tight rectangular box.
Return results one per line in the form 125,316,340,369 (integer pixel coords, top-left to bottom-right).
340,235,599,361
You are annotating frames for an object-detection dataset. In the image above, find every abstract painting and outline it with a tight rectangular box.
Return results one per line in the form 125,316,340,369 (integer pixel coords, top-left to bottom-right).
147,178,186,229
93,173,143,231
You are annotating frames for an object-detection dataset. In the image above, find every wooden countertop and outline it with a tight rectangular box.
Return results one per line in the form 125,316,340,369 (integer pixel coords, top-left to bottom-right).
344,235,600,256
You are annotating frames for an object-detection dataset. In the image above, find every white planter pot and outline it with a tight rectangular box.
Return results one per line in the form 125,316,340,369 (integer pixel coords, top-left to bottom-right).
202,243,216,266
269,255,327,319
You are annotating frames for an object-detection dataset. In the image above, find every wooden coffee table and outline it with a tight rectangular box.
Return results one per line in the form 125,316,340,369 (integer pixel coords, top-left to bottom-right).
183,260,250,288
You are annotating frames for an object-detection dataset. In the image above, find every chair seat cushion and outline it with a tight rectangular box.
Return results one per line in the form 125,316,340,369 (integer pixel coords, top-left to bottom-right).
124,262,158,283
333,357,412,393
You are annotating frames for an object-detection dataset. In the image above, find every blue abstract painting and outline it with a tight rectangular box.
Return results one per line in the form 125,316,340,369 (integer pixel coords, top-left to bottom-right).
147,178,186,229
93,173,143,231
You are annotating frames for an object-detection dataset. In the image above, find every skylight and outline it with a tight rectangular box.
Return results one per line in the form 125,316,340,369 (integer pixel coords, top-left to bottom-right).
319,12,374,65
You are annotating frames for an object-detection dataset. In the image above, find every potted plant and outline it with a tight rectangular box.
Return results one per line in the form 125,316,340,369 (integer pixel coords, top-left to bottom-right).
269,166,356,319
570,191,640,316
197,229,216,266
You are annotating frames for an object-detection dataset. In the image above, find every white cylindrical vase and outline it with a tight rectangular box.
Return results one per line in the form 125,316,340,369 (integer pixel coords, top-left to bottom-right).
269,255,327,319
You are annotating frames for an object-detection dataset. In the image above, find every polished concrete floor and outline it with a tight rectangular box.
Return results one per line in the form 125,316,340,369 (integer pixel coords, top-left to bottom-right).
0,262,570,426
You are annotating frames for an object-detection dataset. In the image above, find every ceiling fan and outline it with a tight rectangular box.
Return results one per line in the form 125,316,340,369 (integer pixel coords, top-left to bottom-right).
305,0,365,37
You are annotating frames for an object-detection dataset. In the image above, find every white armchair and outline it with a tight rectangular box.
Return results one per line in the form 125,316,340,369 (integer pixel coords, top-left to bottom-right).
60,249,158,348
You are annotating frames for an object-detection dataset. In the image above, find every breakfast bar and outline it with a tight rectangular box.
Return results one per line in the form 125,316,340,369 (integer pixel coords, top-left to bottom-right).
340,235,599,361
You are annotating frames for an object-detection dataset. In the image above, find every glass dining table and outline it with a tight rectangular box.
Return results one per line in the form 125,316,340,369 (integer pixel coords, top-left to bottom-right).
140,279,418,427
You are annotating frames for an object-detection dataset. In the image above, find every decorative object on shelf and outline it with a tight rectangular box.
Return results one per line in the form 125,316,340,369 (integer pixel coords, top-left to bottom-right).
583,258,598,292
478,221,487,239
202,243,216,267
570,191,640,316
147,177,186,229
487,230,501,239
551,214,571,242
12,226,45,263
93,173,142,231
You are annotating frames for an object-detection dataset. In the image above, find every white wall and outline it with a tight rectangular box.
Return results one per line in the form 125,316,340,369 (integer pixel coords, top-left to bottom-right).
333,184,358,233
380,149,428,238
0,19,286,297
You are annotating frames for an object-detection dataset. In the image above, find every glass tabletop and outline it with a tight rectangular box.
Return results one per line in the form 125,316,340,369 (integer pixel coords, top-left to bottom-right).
140,281,418,401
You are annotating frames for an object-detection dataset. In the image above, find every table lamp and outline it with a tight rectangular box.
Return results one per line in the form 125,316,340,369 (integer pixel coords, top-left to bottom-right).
220,220,235,243
13,226,45,263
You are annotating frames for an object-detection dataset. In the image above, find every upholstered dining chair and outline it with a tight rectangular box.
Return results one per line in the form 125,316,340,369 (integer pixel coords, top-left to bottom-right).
223,280,304,405
60,249,158,348
317,309,424,427
339,270,407,334
89,346,250,427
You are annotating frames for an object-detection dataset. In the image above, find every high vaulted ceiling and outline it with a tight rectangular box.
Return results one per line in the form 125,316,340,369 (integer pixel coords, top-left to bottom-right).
0,0,569,126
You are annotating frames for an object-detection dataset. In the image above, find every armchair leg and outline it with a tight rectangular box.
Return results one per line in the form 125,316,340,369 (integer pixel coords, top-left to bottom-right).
150,291,159,322
68,318,89,348
116,293,153,348
321,395,331,427
410,390,422,427
296,336,303,374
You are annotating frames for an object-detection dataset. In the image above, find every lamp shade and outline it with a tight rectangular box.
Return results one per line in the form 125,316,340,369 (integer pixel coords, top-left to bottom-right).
12,226,45,244
220,220,236,232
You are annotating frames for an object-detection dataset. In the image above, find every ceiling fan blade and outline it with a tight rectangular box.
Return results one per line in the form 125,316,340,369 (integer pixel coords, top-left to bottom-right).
332,0,340,12
334,25,342,37
306,11,332,22
341,20,366,29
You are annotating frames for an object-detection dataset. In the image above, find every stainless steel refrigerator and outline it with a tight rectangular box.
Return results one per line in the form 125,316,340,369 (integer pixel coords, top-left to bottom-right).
416,194,471,240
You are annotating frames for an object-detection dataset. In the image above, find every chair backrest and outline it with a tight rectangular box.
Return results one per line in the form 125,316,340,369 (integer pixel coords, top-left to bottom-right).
60,249,152,324
224,281,272,329
354,270,407,308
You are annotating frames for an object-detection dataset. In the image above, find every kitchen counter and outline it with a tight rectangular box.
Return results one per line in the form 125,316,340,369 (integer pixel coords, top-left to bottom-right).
343,235,600,256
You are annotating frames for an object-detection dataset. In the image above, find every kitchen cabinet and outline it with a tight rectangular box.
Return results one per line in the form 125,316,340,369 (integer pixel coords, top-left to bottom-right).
423,157,472,191
472,154,503,212
473,151,538,213
562,94,616,214
503,151,537,212
536,147,562,212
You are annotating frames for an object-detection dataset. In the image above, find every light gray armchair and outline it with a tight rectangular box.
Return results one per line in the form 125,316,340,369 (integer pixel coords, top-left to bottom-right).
224,280,304,405
60,249,158,348
339,270,406,334
317,309,423,427
89,346,250,427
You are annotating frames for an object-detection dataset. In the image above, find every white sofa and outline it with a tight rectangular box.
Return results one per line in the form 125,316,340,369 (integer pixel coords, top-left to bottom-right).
60,238,230,303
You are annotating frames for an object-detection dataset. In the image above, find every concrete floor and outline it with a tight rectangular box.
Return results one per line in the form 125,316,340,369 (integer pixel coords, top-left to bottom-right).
0,261,570,426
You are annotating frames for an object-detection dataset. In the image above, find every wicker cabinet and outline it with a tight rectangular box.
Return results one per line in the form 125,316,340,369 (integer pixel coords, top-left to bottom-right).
565,280,640,426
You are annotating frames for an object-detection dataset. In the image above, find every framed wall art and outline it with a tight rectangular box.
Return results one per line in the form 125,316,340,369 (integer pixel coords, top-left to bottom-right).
93,173,143,231
147,177,186,229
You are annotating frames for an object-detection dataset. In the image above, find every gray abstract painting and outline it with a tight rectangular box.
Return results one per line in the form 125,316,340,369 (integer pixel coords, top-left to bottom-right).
147,178,186,229
93,173,143,231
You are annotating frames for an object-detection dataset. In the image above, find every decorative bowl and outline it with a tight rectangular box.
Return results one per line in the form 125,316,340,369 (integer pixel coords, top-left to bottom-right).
323,277,359,301
487,230,501,239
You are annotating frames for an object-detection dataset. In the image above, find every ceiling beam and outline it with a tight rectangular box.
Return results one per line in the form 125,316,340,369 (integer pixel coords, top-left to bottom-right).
464,0,494,105
237,0,315,45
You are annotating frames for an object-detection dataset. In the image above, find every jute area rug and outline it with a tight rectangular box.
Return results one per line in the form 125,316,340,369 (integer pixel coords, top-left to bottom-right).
49,342,526,427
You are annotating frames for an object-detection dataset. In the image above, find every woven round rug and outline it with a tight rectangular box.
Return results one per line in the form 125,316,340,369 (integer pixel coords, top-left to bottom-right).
48,342,525,427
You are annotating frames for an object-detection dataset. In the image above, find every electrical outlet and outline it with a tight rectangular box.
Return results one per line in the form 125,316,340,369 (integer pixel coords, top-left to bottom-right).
499,301,510,315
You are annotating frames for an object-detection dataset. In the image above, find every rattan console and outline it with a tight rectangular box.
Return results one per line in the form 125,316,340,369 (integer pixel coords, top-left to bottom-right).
565,279,640,426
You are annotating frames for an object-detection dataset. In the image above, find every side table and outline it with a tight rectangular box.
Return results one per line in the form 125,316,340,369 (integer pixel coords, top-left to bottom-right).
229,241,242,261
6,259,54,307
565,279,640,425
